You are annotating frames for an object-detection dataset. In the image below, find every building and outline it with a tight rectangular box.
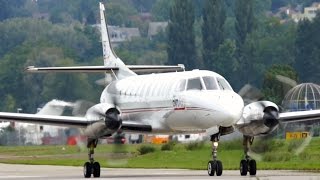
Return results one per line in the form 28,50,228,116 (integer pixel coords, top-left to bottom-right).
290,3,320,22
148,22,168,38
108,26,141,45
92,24,141,46
282,83,320,112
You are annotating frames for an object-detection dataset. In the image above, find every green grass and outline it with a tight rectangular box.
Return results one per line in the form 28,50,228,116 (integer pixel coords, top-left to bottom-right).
0,138,320,170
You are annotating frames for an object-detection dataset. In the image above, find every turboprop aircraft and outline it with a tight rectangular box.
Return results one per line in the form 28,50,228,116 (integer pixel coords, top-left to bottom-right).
1,2,320,178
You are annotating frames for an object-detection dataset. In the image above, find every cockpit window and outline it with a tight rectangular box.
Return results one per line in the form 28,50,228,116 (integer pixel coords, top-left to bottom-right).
187,78,203,90
203,76,218,90
217,77,232,90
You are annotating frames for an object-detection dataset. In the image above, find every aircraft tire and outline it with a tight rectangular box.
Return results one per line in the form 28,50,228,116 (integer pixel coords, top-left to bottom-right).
249,159,256,175
215,160,223,176
93,162,101,178
207,161,215,176
83,162,92,178
240,160,248,176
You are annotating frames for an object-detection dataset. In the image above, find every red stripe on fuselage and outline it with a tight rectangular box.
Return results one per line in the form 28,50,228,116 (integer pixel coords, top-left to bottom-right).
121,107,214,114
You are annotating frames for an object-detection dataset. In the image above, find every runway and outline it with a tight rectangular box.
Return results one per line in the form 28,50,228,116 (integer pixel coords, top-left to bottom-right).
0,163,319,180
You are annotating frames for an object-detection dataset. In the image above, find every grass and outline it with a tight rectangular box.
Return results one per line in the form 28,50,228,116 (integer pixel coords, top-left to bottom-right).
0,137,320,170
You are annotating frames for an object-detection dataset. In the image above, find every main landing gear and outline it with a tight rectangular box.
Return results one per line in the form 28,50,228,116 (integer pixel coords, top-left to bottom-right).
240,135,256,176
84,139,101,178
207,133,223,176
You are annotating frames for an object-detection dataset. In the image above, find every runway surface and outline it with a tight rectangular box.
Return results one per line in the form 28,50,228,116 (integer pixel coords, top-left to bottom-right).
0,163,320,180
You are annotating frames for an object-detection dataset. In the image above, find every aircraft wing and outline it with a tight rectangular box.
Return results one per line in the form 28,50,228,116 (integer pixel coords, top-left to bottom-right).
0,112,89,128
279,109,320,123
26,65,184,74
0,112,152,132
26,66,119,73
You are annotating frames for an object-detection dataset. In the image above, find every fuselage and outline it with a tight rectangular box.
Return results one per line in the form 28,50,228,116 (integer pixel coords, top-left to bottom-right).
100,70,244,134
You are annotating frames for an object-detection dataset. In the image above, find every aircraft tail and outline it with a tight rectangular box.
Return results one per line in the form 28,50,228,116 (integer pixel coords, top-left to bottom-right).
99,2,136,80
25,3,185,78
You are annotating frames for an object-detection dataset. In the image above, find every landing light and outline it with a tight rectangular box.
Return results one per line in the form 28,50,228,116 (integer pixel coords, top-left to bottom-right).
213,142,219,147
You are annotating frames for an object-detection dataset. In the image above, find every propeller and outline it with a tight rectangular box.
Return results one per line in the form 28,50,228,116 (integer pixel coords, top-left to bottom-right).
82,95,130,166
237,77,312,160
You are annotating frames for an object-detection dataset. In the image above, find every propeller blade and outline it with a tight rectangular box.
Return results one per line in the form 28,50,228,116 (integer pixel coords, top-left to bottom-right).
238,84,264,104
37,99,74,116
72,100,95,117
275,75,297,88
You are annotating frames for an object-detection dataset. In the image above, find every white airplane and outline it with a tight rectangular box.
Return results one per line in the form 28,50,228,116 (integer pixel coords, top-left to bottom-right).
1,2,320,178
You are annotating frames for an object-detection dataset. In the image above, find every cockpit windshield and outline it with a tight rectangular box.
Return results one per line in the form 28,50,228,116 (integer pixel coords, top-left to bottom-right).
187,77,203,90
217,77,232,91
202,76,218,90
184,76,232,91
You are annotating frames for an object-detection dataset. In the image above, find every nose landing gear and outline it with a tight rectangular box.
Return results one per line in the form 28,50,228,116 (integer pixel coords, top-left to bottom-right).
207,133,223,176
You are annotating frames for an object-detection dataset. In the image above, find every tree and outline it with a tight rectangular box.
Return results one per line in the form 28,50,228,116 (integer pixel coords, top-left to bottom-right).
0,0,10,21
235,0,255,48
130,0,156,12
167,0,196,70
234,0,256,89
295,12,320,83
151,0,173,21
3,95,16,112
213,39,237,82
262,65,298,105
202,0,226,70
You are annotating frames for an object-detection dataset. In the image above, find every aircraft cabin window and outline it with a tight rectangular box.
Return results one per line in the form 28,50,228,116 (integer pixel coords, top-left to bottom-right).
203,76,218,90
217,78,232,91
187,78,203,90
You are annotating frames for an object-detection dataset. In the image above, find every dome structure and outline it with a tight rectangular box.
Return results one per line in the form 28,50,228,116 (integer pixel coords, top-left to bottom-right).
282,83,320,112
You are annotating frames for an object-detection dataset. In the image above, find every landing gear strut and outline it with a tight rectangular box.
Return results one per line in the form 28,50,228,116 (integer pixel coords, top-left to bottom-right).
84,139,101,178
240,135,256,176
207,133,223,176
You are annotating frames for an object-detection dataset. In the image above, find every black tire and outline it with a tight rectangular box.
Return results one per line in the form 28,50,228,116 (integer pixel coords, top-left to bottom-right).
249,159,256,176
215,160,223,176
240,160,248,176
93,162,101,178
207,161,215,176
83,162,92,178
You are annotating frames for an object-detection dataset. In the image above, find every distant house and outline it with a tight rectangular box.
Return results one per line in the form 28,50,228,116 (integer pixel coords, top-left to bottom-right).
108,26,141,44
290,3,320,22
92,24,141,46
148,22,168,38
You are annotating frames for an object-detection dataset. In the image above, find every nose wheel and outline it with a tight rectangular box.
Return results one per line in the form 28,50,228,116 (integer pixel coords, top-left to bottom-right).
240,135,256,176
207,160,222,176
207,133,223,176
84,139,101,178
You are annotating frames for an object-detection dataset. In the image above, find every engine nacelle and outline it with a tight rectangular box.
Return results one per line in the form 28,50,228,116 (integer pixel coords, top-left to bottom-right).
83,103,122,138
235,101,279,136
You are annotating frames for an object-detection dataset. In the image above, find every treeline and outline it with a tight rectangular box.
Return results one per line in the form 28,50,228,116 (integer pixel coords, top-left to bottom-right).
1,0,320,112
166,0,320,104
0,19,104,112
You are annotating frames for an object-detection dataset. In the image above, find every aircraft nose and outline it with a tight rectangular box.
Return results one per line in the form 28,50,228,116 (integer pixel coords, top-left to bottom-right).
220,93,244,123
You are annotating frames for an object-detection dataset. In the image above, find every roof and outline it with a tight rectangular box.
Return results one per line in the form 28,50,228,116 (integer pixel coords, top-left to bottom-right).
148,22,168,37
282,83,320,112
